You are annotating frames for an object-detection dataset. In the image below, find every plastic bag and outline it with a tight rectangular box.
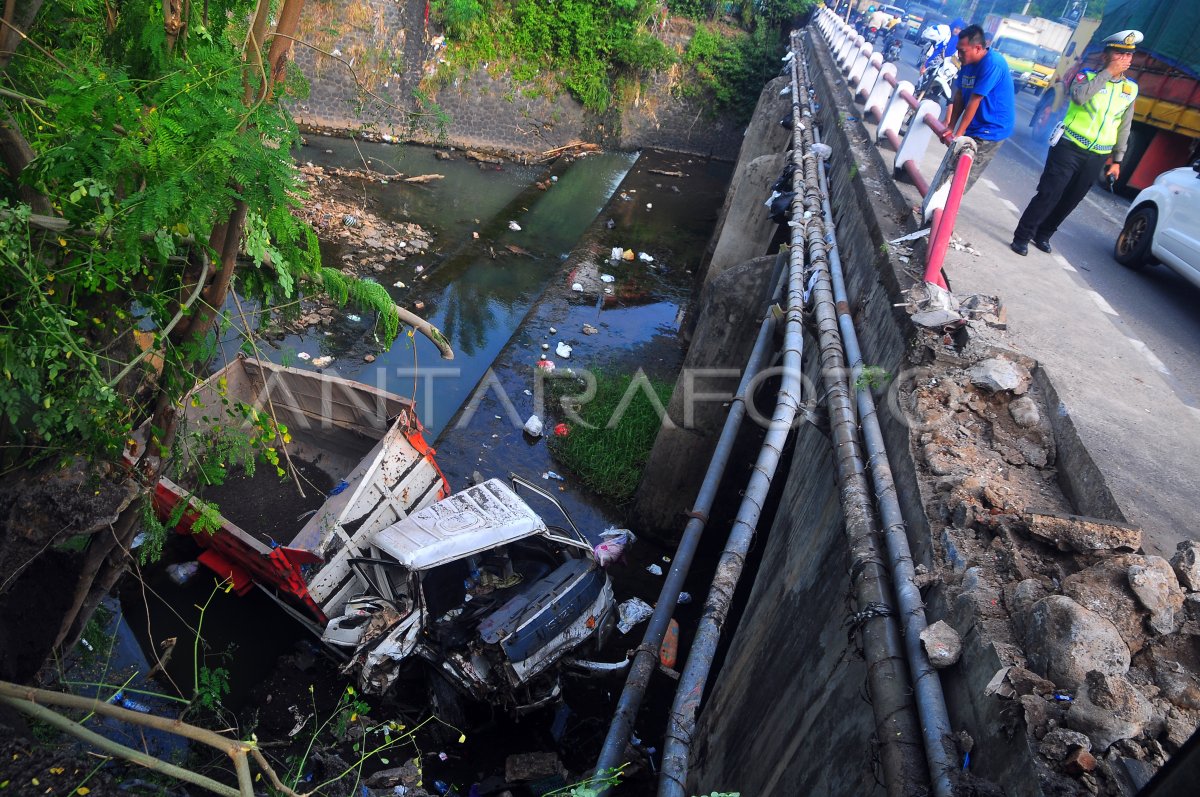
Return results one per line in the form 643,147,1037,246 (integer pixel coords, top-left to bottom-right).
523,414,544,437
594,528,636,567
617,598,654,634
166,561,200,586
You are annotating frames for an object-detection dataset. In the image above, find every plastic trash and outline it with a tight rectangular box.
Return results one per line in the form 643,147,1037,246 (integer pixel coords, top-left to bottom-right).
638,252,654,263
166,561,200,585
677,592,692,605
542,471,564,481
297,352,312,360
610,246,624,261
536,359,556,372
508,221,521,231
523,415,544,437
555,342,572,358
347,314,362,322
553,423,570,436
645,203,653,210
594,528,636,567
541,343,550,350
812,143,833,160
311,356,334,368
549,327,557,334
571,282,584,292
600,274,615,283
329,479,350,496
617,598,654,634
393,280,407,288
622,249,635,261
646,563,663,576
131,532,146,549
582,324,598,335
769,191,797,224
108,691,152,713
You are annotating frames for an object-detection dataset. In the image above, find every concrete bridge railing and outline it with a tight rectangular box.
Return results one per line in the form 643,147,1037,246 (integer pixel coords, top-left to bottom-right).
814,7,974,289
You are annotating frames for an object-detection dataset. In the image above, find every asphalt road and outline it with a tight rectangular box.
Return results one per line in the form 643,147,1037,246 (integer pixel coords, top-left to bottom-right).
887,36,1200,409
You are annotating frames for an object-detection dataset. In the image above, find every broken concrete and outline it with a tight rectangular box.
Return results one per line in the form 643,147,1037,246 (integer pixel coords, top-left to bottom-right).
1025,596,1131,688
920,620,963,668
1067,671,1157,751
1023,510,1143,554
1128,557,1186,636
1170,540,1200,592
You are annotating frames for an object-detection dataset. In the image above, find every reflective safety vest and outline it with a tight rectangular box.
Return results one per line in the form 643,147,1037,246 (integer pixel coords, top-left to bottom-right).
1062,70,1138,155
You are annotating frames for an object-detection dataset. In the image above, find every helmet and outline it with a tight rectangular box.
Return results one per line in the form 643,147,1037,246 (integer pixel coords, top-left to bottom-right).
923,24,951,46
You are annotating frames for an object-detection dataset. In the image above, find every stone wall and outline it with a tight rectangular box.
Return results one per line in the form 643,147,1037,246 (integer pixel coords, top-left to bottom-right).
287,0,743,158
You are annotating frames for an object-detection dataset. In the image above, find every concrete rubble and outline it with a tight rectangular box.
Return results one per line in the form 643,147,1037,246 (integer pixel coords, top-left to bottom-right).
902,334,1200,794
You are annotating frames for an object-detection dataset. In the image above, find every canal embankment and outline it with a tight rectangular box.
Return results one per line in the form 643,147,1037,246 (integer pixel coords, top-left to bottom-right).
676,26,1200,797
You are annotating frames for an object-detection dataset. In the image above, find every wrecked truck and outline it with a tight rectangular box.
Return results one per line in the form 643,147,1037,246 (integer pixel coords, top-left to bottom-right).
320,476,617,713
136,356,616,712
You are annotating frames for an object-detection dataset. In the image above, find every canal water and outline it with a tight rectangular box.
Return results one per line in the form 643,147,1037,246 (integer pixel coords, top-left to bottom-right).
254,137,639,438
115,136,735,795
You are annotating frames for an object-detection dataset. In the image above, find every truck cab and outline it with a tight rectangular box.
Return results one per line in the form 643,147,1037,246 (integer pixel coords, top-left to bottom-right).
320,477,616,712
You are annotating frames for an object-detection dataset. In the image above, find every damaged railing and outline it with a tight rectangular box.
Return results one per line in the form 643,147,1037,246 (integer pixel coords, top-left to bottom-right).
813,6,974,290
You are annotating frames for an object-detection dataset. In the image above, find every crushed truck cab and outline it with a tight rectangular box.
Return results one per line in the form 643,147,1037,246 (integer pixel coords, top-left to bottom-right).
320,477,616,711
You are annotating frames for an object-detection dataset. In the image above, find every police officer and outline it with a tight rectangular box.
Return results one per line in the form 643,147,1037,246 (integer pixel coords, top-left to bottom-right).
1010,30,1143,256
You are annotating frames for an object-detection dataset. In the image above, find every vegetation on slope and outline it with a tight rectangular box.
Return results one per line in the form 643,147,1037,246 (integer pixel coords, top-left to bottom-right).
430,0,818,120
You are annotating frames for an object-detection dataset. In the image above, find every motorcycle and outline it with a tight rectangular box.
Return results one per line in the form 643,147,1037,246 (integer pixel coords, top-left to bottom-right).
883,34,903,63
902,54,959,134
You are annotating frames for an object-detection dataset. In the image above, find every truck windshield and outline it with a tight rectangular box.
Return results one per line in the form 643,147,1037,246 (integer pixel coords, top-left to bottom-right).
993,37,1039,63
1036,47,1060,68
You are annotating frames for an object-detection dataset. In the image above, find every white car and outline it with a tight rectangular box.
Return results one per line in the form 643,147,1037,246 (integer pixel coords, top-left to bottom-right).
1114,162,1200,288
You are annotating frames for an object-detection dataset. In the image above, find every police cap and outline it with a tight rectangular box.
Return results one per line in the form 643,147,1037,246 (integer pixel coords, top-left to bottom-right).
1102,30,1143,51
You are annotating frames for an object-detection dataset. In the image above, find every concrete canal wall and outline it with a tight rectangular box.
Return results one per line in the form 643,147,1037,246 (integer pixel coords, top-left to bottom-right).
287,0,743,158
675,27,1145,797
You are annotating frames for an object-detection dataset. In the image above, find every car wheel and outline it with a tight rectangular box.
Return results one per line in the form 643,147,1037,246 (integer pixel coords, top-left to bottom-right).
1114,205,1157,270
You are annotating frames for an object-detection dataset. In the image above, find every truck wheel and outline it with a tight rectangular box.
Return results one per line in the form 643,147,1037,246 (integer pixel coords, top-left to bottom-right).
1114,206,1157,270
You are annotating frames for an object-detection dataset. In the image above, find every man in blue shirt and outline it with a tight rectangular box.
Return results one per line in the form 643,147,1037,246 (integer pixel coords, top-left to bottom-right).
940,24,1015,192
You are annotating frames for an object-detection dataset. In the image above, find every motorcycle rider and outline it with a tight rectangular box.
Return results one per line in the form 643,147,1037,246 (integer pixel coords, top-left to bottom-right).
921,17,967,76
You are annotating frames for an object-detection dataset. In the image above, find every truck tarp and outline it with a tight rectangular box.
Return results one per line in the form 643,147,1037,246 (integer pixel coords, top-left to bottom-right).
1095,0,1200,78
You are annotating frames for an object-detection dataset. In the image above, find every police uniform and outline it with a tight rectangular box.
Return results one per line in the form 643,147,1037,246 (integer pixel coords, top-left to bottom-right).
1011,30,1142,254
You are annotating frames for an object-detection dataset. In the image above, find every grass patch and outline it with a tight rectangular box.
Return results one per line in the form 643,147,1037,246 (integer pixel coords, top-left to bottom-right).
547,370,673,502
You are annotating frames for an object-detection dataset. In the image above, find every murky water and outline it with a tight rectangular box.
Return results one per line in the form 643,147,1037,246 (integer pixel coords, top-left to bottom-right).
268,137,638,437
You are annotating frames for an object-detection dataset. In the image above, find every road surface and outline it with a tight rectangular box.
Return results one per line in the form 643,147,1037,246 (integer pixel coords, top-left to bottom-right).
887,36,1200,410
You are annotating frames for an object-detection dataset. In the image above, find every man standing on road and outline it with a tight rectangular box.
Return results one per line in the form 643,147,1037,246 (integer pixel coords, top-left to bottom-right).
941,25,1015,192
1010,30,1143,256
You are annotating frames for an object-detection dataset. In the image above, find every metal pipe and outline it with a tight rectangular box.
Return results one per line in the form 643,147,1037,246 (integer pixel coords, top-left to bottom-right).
809,71,958,797
655,35,924,797
790,37,929,797
656,108,808,797
592,255,789,790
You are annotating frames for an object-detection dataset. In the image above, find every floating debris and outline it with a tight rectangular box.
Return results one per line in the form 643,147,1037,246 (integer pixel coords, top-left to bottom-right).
555,342,572,359
508,220,522,231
